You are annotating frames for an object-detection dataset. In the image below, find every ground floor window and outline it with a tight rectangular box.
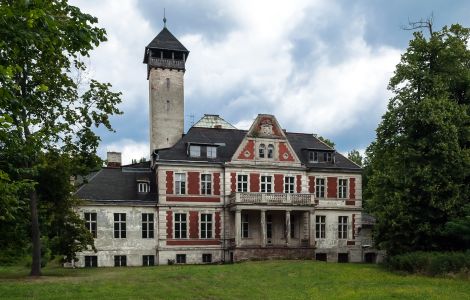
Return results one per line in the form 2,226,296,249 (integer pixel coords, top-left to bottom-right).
338,253,349,263
202,253,212,263
176,254,186,264
114,255,127,267
315,253,327,262
84,255,97,267
364,252,377,264
143,255,155,266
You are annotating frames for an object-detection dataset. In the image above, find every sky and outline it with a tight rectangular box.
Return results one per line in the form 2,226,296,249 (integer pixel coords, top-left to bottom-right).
70,0,470,164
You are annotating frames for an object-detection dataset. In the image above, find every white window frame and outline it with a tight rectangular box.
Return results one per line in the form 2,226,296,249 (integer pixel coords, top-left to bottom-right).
338,178,348,199
338,216,348,239
201,173,212,195
142,213,154,239
324,152,333,162
309,151,318,163
316,178,325,198
189,145,201,157
260,175,272,193
284,176,295,194
316,215,326,239
200,213,213,239
259,144,266,158
175,173,186,195
84,212,97,238
138,182,149,193
237,174,248,192
114,213,126,239
174,213,187,239
207,146,217,158
267,144,274,159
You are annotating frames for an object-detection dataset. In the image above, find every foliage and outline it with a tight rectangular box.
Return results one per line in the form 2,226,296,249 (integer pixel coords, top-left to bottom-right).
1,261,469,299
443,204,470,249
386,251,470,276
347,149,363,166
0,0,121,275
317,135,335,148
366,24,470,255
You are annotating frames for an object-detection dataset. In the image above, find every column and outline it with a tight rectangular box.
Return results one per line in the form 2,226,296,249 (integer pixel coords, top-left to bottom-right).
309,210,315,247
285,210,291,246
260,210,267,247
235,209,241,247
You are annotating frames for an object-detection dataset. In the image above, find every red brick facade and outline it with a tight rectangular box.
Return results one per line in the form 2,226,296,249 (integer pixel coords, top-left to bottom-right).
237,140,255,160
349,178,356,200
166,211,173,239
189,211,199,238
213,173,221,195
308,176,315,193
279,142,294,161
274,174,283,193
231,172,236,192
296,175,302,193
188,172,199,195
250,173,260,192
327,177,337,198
167,196,220,202
166,171,173,194
215,212,221,239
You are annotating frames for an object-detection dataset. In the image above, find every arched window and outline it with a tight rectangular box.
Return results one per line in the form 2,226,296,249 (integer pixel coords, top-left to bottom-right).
259,144,266,158
267,144,274,158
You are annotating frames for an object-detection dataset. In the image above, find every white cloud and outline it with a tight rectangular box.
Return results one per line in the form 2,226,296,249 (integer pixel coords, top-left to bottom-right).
100,139,149,165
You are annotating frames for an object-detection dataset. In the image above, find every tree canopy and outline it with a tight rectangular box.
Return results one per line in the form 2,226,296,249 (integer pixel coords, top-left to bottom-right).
366,23,470,255
0,0,121,275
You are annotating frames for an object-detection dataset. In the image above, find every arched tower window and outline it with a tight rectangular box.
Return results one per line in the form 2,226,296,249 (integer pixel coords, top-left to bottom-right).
259,144,266,158
166,78,170,89
267,144,274,159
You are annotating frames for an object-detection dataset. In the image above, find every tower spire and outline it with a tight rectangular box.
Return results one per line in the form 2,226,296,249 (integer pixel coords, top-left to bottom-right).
163,8,167,28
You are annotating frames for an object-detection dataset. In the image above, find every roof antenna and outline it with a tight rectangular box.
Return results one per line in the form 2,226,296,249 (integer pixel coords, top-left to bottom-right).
163,8,167,28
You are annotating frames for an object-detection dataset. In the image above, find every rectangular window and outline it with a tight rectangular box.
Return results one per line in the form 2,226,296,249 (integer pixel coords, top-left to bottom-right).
142,213,154,239
143,255,155,266
316,215,326,239
114,255,127,267
174,213,187,239
324,152,333,162
316,178,325,198
237,174,248,192
138,182,149,193
202,254,212,263
309,151,318,162
201,174,212,195
175,173,186,195
200,213,213,239
290,215,296,238
260,175,272,193
338,216,348,239
242,214,249,238
84,212,97,238
114,213,126,238
189,145,201,157
84,256,97,267
284,176,295,194
176,254,186,264
207,146,217,158
338,179,348,199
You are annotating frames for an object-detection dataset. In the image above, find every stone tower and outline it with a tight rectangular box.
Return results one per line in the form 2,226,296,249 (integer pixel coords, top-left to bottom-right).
143,22,189,153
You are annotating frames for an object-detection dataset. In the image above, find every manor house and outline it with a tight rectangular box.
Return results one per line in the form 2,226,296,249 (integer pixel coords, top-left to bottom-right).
74,23,379,267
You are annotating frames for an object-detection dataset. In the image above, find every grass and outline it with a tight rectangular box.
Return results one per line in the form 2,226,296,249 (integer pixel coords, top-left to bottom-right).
0,260,469,299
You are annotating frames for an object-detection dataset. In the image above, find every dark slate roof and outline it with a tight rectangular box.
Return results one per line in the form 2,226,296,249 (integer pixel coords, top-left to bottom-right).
157,127,247,163
75,168,155,203
146,28,188,52
156,127,361,171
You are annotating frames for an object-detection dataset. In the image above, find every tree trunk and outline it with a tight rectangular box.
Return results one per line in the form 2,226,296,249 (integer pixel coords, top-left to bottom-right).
29,189,42,276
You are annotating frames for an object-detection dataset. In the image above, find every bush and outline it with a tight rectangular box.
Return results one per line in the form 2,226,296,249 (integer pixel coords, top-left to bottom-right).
386,251,470,276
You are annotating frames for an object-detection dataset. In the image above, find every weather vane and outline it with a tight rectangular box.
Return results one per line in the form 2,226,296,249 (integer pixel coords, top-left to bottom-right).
163,8,167,28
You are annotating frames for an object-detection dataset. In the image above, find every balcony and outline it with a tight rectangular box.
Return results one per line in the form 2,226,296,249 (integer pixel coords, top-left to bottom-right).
149,57,185,70
229,192,315,206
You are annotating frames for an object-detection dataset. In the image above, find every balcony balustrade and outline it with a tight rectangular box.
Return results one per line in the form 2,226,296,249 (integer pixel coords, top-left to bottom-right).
149,57,185,70
230,192,315,206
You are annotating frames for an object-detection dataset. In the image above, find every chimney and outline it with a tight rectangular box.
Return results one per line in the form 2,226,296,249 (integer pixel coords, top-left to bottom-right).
107,151,122,168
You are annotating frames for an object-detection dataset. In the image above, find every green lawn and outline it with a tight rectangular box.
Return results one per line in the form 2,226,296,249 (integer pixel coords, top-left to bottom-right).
0,260,468,299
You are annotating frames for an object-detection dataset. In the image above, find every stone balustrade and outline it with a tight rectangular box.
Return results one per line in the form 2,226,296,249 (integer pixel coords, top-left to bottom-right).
229,192,315,206
149,57,185,70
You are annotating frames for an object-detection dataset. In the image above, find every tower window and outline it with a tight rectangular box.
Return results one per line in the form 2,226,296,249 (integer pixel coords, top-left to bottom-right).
166,78,170,89
267,144,274,158
166,100,170,112
259,144,266,158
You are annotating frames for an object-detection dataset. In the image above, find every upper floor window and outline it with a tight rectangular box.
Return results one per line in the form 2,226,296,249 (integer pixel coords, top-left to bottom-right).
261,175,272,193
190,145,201,157
338,216,348,239
85,212,97,238
309,151,318,162
237,174,248,192
284,176,295,193
174,213,187,239
142,213,154,239
207,146,217,158
324,152,333,162
201,174,212,195
114,213,126,238
200,213,213,239
138,182,149,193
316,178,325,198
175,173,186,195
259,144,266,158
338,179,348,199
267,144,274,159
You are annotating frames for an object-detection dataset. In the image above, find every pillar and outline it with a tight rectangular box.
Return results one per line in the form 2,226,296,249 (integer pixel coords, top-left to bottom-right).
235,209,241,247
285,210,291,246
309,210,315,247
260,210,266,247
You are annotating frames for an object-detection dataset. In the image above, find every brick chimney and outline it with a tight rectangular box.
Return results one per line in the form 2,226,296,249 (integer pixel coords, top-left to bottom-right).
107,151,122,168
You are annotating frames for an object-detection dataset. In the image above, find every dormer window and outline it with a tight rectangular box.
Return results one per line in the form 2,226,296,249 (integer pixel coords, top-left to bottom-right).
207,146,217,158
138,182,149,193
309,151,318,163
189,145,201,157
267,144,274,159
324,152,333,162
259,144,266,158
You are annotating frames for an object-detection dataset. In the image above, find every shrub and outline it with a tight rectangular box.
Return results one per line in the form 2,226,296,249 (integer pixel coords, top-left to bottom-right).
386,251,470,276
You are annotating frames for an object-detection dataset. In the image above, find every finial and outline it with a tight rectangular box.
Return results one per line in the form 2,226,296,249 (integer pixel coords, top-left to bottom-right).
163,8,167,28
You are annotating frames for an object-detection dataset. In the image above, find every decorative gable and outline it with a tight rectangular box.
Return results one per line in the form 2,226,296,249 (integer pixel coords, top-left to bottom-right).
247,115,286,139
237,140,255,160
